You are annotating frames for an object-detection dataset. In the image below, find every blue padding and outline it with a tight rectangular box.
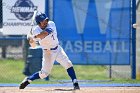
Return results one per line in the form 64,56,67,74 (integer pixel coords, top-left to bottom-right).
52,0,131,65
1,83,140,87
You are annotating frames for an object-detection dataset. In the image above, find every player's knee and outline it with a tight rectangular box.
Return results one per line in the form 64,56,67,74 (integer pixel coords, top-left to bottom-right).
39,70,49,79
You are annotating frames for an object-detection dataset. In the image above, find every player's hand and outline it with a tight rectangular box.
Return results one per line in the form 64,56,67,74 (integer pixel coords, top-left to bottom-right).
28,37,37,48
27,31,34,40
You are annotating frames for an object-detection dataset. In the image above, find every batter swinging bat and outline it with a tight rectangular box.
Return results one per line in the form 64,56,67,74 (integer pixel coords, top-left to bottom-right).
28,10,38,48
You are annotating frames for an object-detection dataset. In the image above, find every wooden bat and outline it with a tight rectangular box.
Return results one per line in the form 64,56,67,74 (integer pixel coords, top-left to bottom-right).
28,10,38,48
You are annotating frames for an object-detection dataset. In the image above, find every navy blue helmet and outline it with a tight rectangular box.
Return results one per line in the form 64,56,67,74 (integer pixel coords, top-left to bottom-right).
35,13,49,24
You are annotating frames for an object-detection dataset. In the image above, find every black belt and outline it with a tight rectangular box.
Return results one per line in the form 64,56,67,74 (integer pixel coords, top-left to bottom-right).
44,46,58,50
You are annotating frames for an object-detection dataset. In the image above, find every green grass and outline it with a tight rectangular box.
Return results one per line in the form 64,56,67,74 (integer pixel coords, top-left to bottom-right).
0,59,25,83
0,59,140,84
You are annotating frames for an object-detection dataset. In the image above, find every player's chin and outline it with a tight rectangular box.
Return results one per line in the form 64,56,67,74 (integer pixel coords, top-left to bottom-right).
42,25,47,29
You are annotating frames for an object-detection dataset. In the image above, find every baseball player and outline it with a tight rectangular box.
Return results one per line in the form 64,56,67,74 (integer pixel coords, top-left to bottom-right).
19,13,80,90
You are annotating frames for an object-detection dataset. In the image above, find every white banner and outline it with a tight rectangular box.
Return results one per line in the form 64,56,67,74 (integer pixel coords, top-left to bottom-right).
3,0,46,35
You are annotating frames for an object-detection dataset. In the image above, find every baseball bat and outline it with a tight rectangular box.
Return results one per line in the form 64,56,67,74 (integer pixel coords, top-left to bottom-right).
27,10,38,48
30,10,38,35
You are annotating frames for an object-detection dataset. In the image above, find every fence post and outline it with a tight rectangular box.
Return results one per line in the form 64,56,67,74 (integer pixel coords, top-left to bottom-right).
132,0,136,79
2,46,6,58
0,0,2,28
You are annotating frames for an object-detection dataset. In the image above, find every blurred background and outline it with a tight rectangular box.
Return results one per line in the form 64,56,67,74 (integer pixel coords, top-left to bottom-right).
0,0,139,85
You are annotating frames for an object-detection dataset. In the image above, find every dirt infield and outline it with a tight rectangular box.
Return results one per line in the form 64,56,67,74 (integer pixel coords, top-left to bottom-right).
0,87,140,93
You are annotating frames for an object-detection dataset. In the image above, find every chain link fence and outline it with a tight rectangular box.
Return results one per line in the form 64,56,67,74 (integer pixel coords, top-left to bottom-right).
0,0,137,85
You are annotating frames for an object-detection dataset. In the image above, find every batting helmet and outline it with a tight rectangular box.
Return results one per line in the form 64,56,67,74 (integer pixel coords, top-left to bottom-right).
35,13,49,24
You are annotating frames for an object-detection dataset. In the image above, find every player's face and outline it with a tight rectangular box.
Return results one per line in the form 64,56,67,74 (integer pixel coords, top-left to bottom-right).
40,19,49,29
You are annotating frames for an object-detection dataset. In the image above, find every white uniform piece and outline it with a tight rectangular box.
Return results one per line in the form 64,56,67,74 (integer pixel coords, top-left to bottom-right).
32,21,73,79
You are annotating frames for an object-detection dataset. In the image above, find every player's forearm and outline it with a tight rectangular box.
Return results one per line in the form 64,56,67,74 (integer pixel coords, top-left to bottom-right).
35,31,49,39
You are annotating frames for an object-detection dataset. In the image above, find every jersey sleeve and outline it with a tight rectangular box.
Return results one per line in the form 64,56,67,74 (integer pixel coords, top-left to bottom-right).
48,21,57,33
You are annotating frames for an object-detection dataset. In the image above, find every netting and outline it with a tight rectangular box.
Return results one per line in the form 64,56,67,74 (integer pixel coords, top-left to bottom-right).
54,0,131,65
0,0,137,85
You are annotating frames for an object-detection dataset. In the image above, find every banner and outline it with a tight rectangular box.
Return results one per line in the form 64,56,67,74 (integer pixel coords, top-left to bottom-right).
3,0,46,35
53,0,131,65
